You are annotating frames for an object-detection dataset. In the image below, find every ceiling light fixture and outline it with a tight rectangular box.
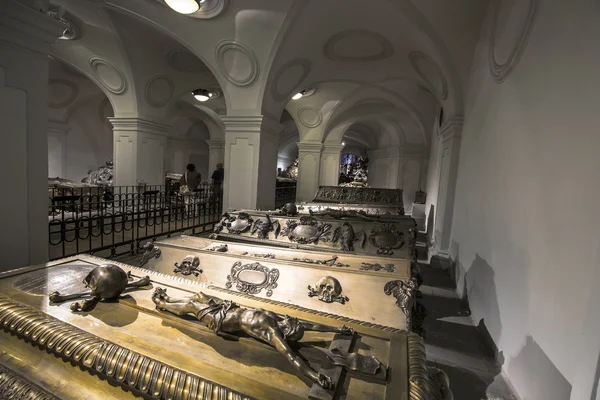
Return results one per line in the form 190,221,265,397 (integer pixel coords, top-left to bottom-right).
292,87,316,101
342,142,346,146
164,0,205,15
192,89,220,102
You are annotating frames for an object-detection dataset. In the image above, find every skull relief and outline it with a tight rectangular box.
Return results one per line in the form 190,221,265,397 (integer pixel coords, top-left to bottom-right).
308,276,349,304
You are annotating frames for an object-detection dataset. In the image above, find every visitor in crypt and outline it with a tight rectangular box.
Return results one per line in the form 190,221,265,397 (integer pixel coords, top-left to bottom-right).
211,163,224,202
180,164,202,215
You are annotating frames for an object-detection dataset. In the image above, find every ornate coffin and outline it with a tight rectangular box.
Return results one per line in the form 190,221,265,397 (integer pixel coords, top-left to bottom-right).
312,186,403,206
212,210,417,260
139,235,419,332
0,255,445,400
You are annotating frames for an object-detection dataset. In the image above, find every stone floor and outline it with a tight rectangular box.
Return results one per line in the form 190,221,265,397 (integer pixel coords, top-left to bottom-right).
419,263,519,400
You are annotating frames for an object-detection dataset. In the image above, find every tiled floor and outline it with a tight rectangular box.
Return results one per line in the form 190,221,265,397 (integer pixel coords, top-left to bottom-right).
419,263,519,400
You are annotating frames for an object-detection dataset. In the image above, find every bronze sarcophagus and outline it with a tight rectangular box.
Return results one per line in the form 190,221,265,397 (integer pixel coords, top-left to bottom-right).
138,235,422,332
211,210,417,260
0,256,449,400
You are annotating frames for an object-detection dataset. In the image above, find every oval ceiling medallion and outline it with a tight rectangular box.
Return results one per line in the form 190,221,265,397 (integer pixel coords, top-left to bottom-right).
145,74,174,107
215,40,259,87
48,79,79,108
271,58,312,102
409,52,448,100
167,49,208,72
297,106,322,128
489,0,538,83
323,30,394,62
89,56,127,95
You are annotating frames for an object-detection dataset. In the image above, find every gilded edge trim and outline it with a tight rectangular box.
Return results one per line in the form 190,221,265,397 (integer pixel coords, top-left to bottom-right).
0,296,253,400
407,332,432,400
83,255,404,334
0,363,59,400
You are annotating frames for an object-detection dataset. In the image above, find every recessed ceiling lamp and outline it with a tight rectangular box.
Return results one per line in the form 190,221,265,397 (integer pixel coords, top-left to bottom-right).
165,0,205,14
192,89,220,102
342,142,346,146
292,88,316,100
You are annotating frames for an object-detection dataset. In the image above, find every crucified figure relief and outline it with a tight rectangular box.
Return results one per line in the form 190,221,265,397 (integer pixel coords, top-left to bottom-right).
152,287,354,389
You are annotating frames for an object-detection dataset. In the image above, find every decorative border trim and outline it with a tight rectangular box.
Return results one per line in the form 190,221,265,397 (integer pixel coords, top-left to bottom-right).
215,40,259,87
489,0,538,83
407,332,432,400
0,363,59,400
81,255,404,333
0,296,253,400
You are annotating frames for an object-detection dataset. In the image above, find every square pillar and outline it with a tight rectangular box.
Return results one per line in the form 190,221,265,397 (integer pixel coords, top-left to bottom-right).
109,118,169,186
48,120,68,178
433,118,463,256
296,142,323,202
221,116,281,210
320,144,342,187
0,0,64,270
206,139,225,174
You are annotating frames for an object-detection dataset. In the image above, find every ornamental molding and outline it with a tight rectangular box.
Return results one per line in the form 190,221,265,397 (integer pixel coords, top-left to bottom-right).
48,78,79,108
297,141,323,153
89,56,127,95
215,40,259,87
408,51,448,100
270,58,313,102
297,106,323,128
489,0,539,83
108,117,170,136
439,117,464,141
323,30,394,62
144,74,174,107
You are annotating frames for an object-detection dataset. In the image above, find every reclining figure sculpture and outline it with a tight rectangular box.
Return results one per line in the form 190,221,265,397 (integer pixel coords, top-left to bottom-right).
152,287,371,390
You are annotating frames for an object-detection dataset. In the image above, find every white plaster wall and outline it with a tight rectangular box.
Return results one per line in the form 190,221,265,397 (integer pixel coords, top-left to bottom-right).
450,2,600,400
425,127,441,240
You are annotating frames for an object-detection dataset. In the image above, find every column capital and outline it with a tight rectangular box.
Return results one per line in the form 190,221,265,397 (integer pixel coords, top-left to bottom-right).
297,141,323,153
48,119,68,134
220,115,282,139
205,139,226,150
439,116,464,141
109,117,170,136
0,0,65,56
322,143,343,154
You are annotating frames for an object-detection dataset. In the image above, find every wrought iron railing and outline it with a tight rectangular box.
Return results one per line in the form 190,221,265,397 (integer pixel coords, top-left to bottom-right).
48,183,222,260
275,182,296,209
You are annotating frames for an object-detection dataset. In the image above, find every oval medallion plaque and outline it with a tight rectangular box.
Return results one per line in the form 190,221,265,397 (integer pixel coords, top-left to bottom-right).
226,261,279,297
238,269,267,285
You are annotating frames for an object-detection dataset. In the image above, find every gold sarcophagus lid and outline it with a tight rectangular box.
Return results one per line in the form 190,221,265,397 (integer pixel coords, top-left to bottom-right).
138,235,420,332
0,256,443,400
312,186,404,206
211,210,417,260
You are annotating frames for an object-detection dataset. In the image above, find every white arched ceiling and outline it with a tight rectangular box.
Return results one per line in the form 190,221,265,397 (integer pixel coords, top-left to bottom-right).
261,0,487,146
97,0,297,114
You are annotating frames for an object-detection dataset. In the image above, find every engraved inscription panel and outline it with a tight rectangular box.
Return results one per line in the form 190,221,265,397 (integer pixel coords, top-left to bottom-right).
12,262,96,296
238,269,268,285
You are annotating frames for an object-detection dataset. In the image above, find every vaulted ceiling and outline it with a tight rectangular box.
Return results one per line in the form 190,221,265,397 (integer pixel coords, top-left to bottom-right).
48,0,490,152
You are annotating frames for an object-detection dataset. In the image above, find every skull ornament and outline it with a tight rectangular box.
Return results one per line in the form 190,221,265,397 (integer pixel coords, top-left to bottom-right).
308,276,349,304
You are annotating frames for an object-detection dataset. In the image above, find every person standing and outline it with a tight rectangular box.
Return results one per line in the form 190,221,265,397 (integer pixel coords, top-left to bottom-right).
210,163,224,204
180,164,201,215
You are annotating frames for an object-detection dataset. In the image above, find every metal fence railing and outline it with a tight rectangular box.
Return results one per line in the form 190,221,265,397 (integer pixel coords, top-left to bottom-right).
48,183,222,260
275,183,296,209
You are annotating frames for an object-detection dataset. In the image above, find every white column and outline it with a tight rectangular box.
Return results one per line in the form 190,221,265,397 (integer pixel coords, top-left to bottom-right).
319,144,342,186
221,116,281,211
48,120,68,178
0,0,64,270
206,139,225,175
296,142,323,202
109,118,169,186
433,117,463,256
